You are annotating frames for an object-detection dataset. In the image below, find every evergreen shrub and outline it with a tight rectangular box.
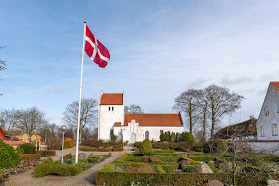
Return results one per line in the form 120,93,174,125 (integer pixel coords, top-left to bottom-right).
0,139,21,168
17,143,36,154
64,138,74,149
139,139,154,154
34,158,82,178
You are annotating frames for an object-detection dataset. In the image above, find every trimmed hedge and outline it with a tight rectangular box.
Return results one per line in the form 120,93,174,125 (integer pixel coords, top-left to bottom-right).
35,150,56,156
113,147,123,151
83,147,98,151
96,172,278,185
88,156,100,163
155,149,175,154
20,154,41,160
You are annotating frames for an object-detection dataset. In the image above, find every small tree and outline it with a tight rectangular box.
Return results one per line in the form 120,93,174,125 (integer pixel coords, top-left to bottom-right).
139,139,154,154
111,134,117,141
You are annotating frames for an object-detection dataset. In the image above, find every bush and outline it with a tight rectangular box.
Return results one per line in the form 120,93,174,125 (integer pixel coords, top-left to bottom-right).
203,139,228,154
83,147,97,151
35,150,55,157
111,134,117,141
182,165,199,173
64,138,74,149
88,156,100,163
0,139,21,168
139,139,154,154
17,143,36,154
142,155,149,163
149,156,162,164
33,158,82,178
20,154,41,161
134,142,142,148
155,149,175,154
64,153,73,159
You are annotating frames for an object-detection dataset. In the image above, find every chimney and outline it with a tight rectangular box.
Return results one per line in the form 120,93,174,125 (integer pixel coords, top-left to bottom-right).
250,115,254,120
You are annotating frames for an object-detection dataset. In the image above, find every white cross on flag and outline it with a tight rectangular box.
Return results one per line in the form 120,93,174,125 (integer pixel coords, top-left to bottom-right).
84,25,110,68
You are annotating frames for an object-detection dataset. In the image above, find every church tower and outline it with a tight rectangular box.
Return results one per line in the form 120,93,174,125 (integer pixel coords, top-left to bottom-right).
98,91,124,140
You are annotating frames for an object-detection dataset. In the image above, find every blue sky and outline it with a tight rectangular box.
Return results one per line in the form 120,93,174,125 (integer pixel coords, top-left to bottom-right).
1,0,279,130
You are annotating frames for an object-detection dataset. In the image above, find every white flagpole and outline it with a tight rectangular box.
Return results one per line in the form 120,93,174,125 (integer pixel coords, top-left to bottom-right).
75,21,86,164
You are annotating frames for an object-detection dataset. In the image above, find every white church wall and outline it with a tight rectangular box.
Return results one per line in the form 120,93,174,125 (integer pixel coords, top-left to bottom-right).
98,104,124,141
114,119,184,142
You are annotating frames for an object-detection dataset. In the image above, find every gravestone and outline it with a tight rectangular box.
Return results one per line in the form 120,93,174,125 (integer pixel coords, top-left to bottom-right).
198,163,213,173
78,153,87,160
267,179,279,186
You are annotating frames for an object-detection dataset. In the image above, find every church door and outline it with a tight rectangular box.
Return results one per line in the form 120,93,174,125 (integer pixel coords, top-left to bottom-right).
130,133,136,143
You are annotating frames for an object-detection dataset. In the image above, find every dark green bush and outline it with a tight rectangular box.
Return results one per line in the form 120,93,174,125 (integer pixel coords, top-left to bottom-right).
139,139,154,155
17,143,36,154
88,156,100,163
0,139,21,168
34,158,82,178
20,154,41,160
161,165,175,173
35,150,55,156
111,134,117,141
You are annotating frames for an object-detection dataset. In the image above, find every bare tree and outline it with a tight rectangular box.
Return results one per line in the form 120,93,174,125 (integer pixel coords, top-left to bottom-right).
124,104,144,114
0,108,17,131
204,84,244,139
62,98,98,144
14,107,48,135
0,46,6,72
173,89,199,133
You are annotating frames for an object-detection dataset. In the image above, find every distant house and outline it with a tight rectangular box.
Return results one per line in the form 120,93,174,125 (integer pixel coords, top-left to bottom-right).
6,131,23,140
31,133,42,150
0,127,11,141
19,133,31,143
214,116,257,141
257,82,279,141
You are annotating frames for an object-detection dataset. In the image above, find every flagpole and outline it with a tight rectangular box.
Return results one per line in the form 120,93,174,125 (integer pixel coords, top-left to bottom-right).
75,21,86,164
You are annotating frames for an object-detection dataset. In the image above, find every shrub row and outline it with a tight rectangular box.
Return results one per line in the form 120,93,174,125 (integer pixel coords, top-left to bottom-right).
83,147,123,152
134,142,194,150
34,158,82,177
96,172,279,185
20,154,41,161
35,150,56,156
81,139,123,148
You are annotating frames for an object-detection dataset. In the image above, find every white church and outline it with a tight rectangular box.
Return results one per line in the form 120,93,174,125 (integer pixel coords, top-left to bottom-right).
98,91,184,143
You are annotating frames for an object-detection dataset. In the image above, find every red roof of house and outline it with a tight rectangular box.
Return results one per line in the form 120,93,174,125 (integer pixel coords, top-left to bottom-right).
26,134,31,139
0,127,11,140
4,140,25,146
122,113,184,127
271,82,279,91
41,142,47,145
100,93,123,105
33,133,42,140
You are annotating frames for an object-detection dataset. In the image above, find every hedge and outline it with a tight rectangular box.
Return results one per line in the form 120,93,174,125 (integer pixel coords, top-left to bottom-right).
17,143,36,154
20,154,41,160
155,149,175,154
154,155,181,162
96,172,279,185
113,147,123,151
35,150,56,156
83,147,98,151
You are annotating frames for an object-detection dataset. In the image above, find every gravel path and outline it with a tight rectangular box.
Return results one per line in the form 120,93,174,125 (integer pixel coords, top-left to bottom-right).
5,149,129,186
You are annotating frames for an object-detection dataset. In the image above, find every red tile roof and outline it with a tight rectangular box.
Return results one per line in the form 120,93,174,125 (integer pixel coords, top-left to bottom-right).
4,140,25,146
271,81,279,91
41,142,47,145
0,127,10,140
123,113,184,127
26,134,31,139
33,133,42,140
114,122,122,127
100,93,123,105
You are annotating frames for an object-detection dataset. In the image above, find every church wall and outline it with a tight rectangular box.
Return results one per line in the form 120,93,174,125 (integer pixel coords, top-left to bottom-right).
98,104,124,141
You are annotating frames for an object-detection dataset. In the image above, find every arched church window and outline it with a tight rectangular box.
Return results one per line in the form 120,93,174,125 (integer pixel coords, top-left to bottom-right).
145,131,149,139
110,129,113,136
109,107,110,111
277,102,279,113
264,106,269,116
112,107,114,111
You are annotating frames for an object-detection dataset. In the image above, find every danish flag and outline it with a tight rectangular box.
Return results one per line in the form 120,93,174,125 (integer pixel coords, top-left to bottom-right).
84,25,110,68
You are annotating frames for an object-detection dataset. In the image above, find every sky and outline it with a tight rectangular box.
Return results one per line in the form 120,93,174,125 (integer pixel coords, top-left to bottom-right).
1,0,279,131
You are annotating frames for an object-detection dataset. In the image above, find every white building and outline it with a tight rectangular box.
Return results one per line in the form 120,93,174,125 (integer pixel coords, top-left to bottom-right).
98,91,184,142
257,82,279,141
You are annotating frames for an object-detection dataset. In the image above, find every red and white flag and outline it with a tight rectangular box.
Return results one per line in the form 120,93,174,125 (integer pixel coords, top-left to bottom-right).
84,25,110,68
